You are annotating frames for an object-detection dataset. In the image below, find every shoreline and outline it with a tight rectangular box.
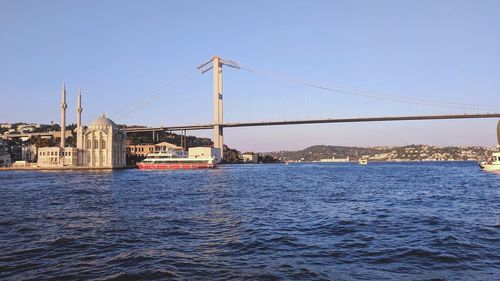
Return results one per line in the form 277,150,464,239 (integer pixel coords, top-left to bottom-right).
0,160,480,171
0,166,135,171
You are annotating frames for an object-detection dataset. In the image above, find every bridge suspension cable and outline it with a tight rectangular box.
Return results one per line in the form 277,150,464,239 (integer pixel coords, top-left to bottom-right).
110,69,200,121
238,65,500,111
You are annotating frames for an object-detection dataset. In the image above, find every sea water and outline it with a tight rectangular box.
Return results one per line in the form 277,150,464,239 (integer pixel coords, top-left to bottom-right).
0,162,499,280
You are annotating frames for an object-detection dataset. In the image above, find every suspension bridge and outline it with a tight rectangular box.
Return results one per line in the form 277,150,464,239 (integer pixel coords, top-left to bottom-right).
120,56,500,159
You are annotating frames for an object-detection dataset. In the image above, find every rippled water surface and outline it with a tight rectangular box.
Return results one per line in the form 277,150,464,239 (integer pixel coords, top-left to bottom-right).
0,162,499,280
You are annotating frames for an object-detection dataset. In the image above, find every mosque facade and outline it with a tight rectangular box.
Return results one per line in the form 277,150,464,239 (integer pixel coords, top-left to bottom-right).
37,85,127,168
83,115,126,167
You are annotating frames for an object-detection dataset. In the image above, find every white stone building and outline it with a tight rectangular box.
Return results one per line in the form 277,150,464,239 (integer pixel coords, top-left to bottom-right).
83,115,126,167
37,147,78,166
37,85,126,168
241,153,258,163
188,147,222,163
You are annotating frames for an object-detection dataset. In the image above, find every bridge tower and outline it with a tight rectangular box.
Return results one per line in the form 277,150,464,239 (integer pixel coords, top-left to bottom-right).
198,56,239,162
213,56,223,159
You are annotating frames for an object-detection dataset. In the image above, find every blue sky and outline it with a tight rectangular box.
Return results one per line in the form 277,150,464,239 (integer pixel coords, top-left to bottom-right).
1,0,499,151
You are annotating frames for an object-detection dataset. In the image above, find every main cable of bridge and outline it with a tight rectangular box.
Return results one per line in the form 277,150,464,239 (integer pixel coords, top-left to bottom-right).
237,64,500,111
109,68,201,121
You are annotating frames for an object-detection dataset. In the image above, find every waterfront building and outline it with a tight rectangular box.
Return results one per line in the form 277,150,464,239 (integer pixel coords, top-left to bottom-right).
83,115,126,167
38,147,78,166
37,85,126,168
12,160,36,168
241,153,258,163
188,147,221,163
0,142,11,167
0,154,11,167
155,142,184,152
9,144,22,161
127,143,155,157
21,144,37,162
127,142,184,157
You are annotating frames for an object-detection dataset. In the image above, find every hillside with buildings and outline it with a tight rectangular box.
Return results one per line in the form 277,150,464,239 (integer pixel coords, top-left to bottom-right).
267,144,497,162
2,121,496,166
0,122,259,166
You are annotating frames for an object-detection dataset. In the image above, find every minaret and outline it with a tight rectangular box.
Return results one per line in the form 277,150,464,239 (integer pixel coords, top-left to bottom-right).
76,89,83,150
60,83,67,148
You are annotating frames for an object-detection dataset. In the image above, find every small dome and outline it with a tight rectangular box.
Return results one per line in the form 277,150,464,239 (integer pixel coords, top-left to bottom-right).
90,114,116,127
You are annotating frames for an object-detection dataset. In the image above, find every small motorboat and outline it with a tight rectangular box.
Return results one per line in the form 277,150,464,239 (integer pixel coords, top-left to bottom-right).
479,152,500,171
479,121,500,171
359,158,368,165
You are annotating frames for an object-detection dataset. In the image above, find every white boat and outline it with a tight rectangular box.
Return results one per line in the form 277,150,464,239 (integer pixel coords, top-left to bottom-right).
479,152,500,171
137,147,217,169
359,158,368,165
479,121,500,171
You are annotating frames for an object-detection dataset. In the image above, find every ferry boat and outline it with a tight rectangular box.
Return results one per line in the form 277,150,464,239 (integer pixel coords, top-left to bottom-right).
136,148,217,170
479,152,500,171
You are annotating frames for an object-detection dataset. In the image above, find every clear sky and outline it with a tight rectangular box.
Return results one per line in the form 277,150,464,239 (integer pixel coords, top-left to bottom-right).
1,0,499,151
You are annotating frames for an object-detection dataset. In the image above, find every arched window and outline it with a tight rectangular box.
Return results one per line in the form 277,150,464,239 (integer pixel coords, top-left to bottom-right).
87,139,91,149
101,140,106,150
94,139,99,149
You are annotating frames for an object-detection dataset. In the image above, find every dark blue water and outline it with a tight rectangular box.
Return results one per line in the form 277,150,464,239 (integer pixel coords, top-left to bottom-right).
0,162,499,280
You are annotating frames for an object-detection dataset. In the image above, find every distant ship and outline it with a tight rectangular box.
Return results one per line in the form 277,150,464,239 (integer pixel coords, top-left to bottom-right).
319,156,350,162
137,147,217,169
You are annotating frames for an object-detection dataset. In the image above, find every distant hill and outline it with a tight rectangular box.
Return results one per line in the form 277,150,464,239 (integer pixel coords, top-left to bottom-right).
266,144,495,162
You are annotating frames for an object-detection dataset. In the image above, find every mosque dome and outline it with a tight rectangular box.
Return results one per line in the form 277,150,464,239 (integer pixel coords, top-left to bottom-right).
90,114,116,128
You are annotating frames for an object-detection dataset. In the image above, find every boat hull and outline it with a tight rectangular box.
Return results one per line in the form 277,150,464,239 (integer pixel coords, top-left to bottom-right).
136,163,215,170
479,163,500,171
136,162,215,170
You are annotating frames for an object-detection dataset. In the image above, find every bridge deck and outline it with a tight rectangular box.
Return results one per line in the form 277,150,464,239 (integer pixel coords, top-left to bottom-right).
123,113,500,133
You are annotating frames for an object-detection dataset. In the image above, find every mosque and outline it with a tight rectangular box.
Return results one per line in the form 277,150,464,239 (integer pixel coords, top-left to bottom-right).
37,85,127,168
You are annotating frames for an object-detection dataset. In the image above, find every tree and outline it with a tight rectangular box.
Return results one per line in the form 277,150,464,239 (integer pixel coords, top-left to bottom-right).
34,137,56,147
